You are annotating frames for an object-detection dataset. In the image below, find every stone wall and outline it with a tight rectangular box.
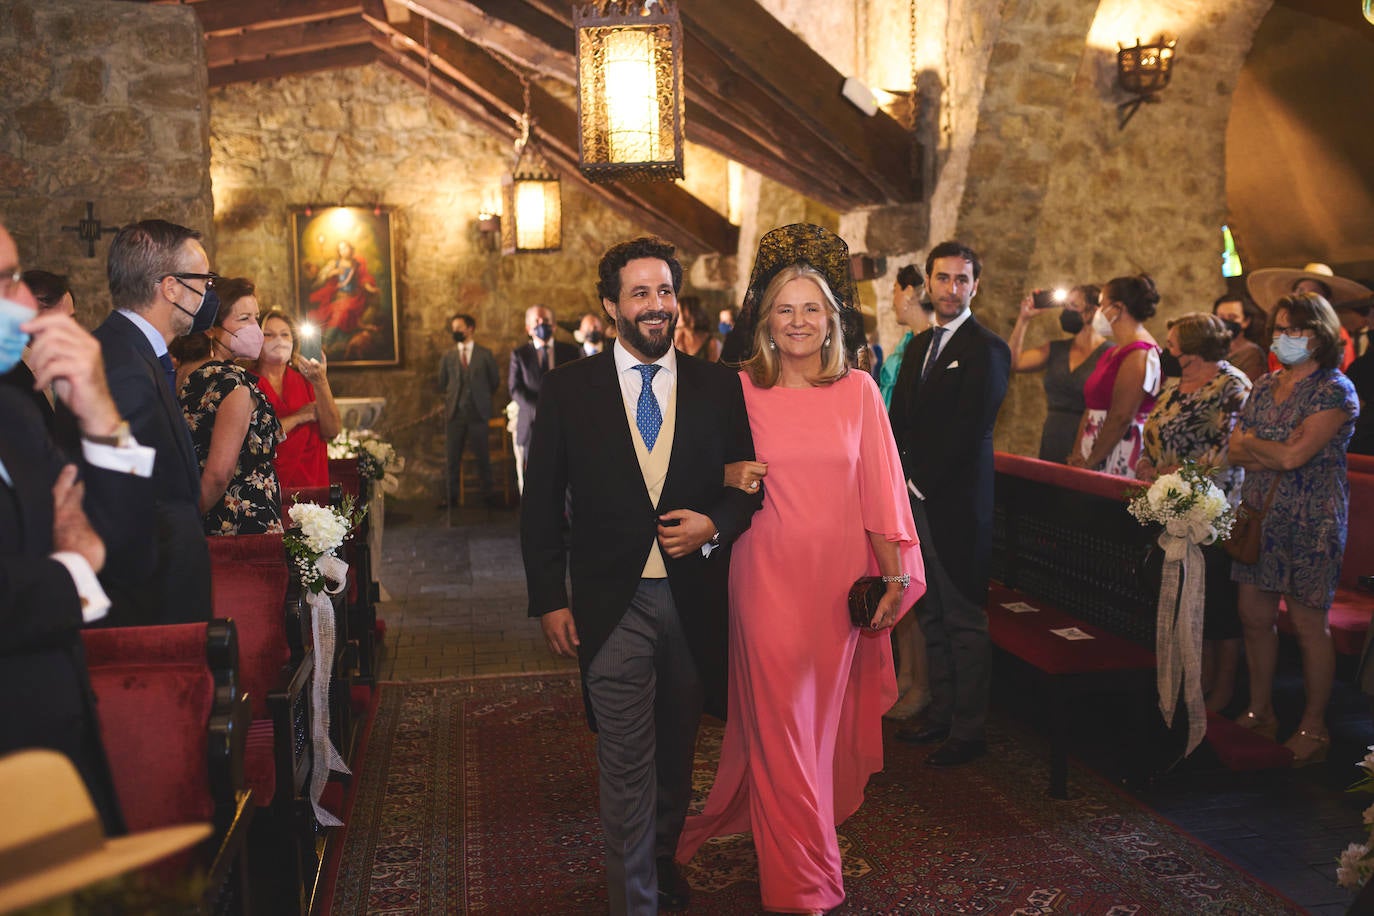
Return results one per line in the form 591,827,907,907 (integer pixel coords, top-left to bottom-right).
0,0,212,328
209,64,655,498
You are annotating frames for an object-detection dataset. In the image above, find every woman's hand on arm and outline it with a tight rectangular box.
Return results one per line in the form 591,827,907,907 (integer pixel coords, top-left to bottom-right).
724,460,768,493
199,384,252,514
1244,408,1349,471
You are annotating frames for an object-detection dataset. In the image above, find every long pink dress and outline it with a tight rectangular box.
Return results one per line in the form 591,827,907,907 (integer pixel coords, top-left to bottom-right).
676,370,926,914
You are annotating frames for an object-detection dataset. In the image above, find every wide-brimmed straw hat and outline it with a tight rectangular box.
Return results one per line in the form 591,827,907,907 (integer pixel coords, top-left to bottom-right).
0,750,211,914
1247,262,1372,312
721,223,863,365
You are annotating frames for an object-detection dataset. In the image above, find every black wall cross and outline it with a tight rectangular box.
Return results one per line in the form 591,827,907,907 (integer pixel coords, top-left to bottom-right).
61,201,121,258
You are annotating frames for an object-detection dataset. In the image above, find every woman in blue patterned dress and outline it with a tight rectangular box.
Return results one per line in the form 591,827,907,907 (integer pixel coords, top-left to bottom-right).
1228,292,1359,765
178,277,284,536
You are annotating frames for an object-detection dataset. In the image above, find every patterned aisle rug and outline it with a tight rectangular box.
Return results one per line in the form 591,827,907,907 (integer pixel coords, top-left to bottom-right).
329,673,1302,915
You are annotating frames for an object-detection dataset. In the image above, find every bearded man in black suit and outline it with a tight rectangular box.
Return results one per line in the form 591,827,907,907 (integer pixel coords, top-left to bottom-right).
520,238,761,915
889,240,1011,767
92,219,214,626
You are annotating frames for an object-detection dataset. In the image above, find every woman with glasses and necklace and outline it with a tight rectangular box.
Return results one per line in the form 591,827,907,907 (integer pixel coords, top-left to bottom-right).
1227,292,1358,765
175,276,284,536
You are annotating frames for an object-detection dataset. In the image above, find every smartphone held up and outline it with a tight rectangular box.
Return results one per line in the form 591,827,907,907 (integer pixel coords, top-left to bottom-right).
1032,288,1069,309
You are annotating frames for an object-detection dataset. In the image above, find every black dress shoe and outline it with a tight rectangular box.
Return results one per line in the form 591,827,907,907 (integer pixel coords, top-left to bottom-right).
925,738,987,767
894,722,950,745
656,856,691,912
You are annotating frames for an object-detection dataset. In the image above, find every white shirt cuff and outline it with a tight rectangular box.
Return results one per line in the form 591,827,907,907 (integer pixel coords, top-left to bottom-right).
51,551,111,623
81,435,155,478
907,478,926,501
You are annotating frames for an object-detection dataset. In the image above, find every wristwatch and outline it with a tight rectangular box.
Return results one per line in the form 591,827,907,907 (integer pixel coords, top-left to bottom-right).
85,420,132,448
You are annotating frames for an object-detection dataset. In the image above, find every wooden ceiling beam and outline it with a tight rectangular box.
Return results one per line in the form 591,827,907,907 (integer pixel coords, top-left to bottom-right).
156,0,364,36
206,16,375,68
391,0,574,81
208,42,378,87
681,0,919,203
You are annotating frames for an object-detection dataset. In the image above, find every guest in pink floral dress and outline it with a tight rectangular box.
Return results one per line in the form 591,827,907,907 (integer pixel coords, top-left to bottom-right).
1069,274,1162,476
676,225,925,916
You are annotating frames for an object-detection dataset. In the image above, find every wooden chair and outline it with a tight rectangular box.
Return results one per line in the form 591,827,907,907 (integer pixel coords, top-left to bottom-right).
81,619,255,915
459,416,515,507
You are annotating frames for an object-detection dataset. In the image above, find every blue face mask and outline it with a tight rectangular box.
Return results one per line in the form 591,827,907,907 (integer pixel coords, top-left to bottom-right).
1271,334,1311,366
0,296,35,375
533,322,553,341
718,321,733,335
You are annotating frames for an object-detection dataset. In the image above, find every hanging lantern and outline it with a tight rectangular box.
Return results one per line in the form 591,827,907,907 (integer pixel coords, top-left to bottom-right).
502,123,562,254
574,0,685,182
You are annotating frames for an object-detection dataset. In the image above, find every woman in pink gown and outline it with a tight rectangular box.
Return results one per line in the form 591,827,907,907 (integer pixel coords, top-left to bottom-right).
676,228,926,915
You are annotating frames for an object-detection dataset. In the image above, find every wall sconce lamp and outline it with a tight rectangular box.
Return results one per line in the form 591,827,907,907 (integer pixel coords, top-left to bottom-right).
476,211,501,254
1364,0,1373,25
1116,36,1176,129
573,0,685,183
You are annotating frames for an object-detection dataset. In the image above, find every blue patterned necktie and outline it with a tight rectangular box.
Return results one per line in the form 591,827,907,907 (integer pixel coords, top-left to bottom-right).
634,363,663,451
158,351,178,395
921,326,947,381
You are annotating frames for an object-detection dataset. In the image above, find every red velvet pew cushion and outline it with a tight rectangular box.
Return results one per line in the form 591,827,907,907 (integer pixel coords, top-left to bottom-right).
207,534,291,721
1204,711,1294,770
1343,471,1374,589
985,583,1156,675
86,661,216,831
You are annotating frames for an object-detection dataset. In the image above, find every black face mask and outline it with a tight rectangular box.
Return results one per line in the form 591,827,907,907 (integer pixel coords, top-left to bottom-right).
452,330,467,343
1159,348,1182,379
1220,319,1243,341
1059,309,1084,335
586,330,603,344
171,280,219,336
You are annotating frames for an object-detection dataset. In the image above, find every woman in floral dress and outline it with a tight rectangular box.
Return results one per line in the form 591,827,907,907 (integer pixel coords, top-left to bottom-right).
1137,313,1251,713
1228,292,1359,765
179,276,284,536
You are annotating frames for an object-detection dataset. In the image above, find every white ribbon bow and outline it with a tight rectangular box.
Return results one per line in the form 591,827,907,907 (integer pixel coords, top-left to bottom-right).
308,553,352,827
1155,529,1206,756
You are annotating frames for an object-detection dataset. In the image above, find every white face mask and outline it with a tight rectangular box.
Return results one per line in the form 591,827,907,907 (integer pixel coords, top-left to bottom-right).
1091,307,1115,338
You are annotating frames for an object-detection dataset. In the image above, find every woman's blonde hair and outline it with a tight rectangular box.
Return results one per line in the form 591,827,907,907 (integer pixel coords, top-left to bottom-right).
742,265,848,388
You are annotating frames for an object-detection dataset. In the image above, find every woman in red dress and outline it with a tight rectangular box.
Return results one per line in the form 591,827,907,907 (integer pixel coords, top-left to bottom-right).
252,308,342,490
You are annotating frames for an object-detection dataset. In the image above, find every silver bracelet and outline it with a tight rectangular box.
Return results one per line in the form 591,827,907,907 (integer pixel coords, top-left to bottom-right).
882,574,910,589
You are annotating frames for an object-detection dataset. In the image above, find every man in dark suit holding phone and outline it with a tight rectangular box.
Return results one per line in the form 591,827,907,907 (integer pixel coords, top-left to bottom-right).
92,219,215,627
520,238,761,915
888,240,1010,767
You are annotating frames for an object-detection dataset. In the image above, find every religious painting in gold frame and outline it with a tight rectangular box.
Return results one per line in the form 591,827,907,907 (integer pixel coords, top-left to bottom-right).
290,206,399,367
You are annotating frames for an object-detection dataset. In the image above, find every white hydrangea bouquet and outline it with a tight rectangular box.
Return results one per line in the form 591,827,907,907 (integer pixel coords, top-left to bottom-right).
284,497,366,595
328,430,404,495
1338,748,1374,890
1126,462,1236,545
1127,461,1236,757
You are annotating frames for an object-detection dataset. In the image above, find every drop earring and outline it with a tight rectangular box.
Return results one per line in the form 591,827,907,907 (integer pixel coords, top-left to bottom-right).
824,335,831,347
768,337,776,351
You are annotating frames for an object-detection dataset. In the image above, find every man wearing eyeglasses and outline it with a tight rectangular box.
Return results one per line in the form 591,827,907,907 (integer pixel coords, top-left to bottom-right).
91,219,215,627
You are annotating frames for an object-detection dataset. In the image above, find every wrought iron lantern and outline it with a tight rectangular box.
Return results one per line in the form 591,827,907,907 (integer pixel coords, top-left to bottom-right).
502,85,562,254
1116,36,1176,129
573,0,685,182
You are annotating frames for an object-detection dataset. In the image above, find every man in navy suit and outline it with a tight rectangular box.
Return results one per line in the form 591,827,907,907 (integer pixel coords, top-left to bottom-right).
0,219,156,834
520,238,760,915
92,219,214,627
508,304,582,480
889,240,1011,767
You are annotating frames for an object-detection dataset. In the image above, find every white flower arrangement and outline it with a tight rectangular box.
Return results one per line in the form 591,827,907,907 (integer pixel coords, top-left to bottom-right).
1338,747,1374,889
328,429,404,494
284,497,366,594
1126,461,1236,546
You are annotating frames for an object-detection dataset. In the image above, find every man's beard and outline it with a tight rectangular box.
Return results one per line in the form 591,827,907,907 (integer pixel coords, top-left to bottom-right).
616,310,676,359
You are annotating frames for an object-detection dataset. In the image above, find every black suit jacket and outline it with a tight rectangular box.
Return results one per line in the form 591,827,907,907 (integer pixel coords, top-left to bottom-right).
888,314,1011,603
0,387,156,834
92,310,211,626
520,350,761,722
508,340,583,448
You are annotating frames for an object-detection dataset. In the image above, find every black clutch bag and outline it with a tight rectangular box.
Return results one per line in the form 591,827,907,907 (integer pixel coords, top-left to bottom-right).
847,576,885,628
